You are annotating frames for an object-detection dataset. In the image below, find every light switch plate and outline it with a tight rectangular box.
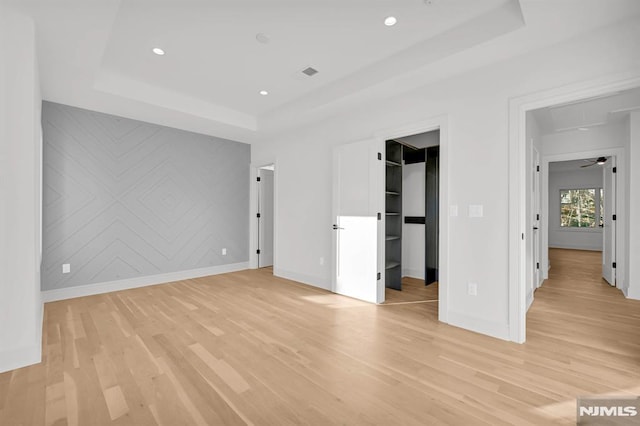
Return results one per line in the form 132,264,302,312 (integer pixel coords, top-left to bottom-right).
469,204,484,218
222,248,227,255
62,263,70,274
449,205,458,217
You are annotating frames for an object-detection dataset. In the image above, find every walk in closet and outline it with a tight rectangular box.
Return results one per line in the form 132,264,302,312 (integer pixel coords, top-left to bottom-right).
384,131,439,291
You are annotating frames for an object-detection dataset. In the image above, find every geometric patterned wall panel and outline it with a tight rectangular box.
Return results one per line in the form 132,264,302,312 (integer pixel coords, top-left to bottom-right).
41,102,250,290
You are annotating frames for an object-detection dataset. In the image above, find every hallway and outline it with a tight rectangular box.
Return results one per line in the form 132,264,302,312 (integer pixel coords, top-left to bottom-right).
527,248,640,374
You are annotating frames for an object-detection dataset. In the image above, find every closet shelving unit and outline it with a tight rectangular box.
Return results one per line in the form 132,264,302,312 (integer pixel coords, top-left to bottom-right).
385,140,403,290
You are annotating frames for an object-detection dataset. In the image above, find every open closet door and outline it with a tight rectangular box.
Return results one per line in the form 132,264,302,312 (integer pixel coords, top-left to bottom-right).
332,139,383,303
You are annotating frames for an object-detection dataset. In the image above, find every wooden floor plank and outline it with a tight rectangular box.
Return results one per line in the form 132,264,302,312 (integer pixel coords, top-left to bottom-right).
1,248,639,425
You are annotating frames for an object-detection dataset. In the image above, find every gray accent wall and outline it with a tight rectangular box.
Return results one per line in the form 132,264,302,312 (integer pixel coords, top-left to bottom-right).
41,101,250,291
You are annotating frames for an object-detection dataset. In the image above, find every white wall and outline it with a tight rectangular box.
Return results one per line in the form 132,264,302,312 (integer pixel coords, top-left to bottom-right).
628,111,640,299
548,167,603,251
253,16,640,340
402,161,425,279
0,11,43,372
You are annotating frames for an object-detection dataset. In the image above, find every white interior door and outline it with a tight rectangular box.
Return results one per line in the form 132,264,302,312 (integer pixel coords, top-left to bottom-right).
602,157,616,285
258,168,274,267
533,148,541,290
332,139,382,303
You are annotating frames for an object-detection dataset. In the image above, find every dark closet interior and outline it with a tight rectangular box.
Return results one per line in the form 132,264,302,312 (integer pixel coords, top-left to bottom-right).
384,134,439,291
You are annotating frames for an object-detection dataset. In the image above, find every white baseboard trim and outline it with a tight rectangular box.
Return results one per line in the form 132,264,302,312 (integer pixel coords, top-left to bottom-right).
0,341,42,374
526,292,534,311
273,267,331,291
627,285,640,301
42,262,249,303
548,244,602,252
447,311,510,342
402,268,424,280
0,295,45,374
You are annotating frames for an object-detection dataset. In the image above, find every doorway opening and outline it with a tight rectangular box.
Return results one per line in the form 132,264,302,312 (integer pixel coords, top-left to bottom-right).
546,157,615,284
383,129,440,305
257,164,275,271
520,86,639,341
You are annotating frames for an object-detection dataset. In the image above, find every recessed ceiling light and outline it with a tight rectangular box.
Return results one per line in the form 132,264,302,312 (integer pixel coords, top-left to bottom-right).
152,47,165,56
578,127,589,131
256,33,270,44
259,90,269,96
384,16,397,26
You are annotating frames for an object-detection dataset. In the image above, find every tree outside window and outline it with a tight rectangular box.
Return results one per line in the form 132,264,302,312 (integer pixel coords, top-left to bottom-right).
560,188,603,228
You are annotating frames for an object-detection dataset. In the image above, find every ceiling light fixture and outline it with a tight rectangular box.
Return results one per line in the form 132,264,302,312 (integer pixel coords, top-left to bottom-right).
152,47,165,56
256,33,270,44
384,16,397,26
259,90,269,96
578,127,589,131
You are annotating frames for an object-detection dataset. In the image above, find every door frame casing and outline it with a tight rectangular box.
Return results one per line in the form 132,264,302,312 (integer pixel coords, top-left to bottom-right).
373,115,450,323
249,163,277,270
509,73,640,343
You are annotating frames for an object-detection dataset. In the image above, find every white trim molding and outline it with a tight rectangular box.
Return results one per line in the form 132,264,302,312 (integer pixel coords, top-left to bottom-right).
0,342,42,374
447,311,510,341
42,262,249,303
0,293,44,374
274,267,331,291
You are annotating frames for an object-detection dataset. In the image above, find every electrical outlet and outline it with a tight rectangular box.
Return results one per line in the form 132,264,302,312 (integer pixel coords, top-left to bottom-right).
319,257,325,266
222,248,227,255
62,263,70,274
468,282,478,296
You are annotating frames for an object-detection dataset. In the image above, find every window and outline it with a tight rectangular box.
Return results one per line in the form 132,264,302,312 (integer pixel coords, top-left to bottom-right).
560,188,603,228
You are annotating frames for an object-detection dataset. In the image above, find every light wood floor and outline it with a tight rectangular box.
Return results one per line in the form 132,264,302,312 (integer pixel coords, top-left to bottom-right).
1,249,639,425
383,277,438,304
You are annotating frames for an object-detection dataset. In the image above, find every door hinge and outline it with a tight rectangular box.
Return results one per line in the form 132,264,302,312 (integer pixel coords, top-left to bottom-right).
613,214,616,221
377,212,381,220
256,213,261,218
377,152,382,160
536,165,540,172
256,177,261,182
522,233,525,240
377,272,381,280
613,167,617,173
613,262,617,268
536,262,540,270
256,249,261,254
536,214,540,221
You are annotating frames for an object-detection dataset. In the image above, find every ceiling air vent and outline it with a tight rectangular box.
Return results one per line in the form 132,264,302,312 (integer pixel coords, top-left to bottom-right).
302,67,319,77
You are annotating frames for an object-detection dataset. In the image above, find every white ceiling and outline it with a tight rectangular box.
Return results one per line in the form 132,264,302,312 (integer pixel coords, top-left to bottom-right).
531,87,640,135
4,0,640,143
